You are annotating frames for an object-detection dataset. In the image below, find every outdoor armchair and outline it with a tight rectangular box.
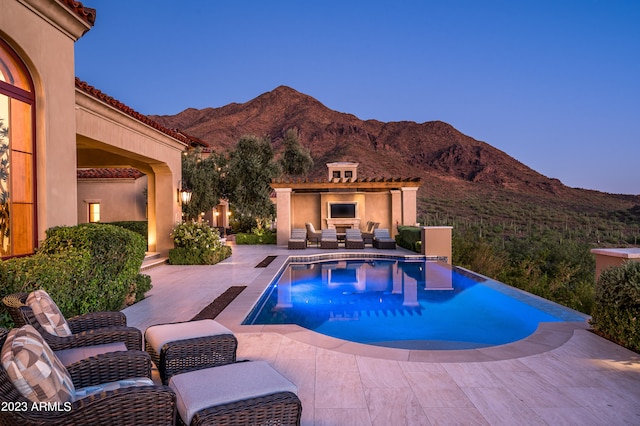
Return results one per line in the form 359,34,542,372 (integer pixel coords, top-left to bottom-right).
0,326,176,426
362,221,379,245
305,223,321,247
2,291,142,351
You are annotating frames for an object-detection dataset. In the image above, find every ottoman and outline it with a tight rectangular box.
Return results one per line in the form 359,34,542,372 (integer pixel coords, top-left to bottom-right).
145,320,237,384
169,360,301,426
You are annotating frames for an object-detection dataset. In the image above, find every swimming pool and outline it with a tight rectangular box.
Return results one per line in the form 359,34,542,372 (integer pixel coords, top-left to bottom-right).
242,257,588,350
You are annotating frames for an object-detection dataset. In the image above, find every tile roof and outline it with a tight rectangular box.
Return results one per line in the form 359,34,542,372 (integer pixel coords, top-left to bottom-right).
75,78,200,146
60,0,96,26
271,177,422,190
77,168,145,179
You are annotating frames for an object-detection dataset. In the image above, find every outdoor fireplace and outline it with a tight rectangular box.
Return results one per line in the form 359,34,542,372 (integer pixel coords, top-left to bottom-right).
326,202,361,231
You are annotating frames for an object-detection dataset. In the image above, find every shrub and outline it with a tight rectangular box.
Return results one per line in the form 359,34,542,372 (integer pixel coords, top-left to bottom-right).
38,224,148,313
0,224,150,328
106,220,148,238
396,226,422,253
168,245,232,265
591,261,640,352
235,231,277,245
169,221,231,265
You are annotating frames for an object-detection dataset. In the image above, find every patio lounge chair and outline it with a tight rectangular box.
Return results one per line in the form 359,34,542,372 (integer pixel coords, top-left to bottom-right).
373,228,397,249
288,228,308,249
345,228,365,249
362,221,379,245
305,223,321,247
2,290,142,351
320,228,339,249
0,325,176,426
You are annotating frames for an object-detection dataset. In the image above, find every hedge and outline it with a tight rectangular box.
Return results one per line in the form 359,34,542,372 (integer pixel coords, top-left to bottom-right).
591,261,640,352
106,220,148,238
0,224,151,328
168,245,232,265
235,232,277,245
396,226,422,253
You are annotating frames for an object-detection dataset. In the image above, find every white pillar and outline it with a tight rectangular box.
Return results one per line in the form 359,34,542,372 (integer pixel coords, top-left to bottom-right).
275,188,292,246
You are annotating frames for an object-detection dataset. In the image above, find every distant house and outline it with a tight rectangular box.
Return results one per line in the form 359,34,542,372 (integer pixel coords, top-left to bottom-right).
0,0,191,257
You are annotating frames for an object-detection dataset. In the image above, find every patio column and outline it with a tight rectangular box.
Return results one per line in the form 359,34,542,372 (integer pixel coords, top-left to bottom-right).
275,187,292,246
401,187,418,226
390,190,402,237
421,226,453,264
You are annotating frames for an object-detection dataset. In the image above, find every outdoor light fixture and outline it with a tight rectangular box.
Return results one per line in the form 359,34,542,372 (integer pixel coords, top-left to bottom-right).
178,181,192,205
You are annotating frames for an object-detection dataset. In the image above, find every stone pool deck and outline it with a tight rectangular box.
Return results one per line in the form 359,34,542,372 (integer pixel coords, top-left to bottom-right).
124,243,640,425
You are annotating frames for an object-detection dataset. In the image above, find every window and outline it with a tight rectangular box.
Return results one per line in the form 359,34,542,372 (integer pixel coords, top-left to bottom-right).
344,171,353,179
0,38,36,257
88,203,100,223
332,171,341,179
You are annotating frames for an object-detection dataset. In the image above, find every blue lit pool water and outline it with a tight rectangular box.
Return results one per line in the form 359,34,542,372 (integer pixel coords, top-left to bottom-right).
243,258,587,350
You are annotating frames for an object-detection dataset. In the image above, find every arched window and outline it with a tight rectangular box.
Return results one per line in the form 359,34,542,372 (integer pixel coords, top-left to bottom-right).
0,38,36,257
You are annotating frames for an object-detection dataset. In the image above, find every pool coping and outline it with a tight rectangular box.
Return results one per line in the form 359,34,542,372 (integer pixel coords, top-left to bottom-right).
214,252,592,363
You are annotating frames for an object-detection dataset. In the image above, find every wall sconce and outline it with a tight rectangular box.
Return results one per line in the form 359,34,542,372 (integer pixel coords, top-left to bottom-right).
178,180,192,205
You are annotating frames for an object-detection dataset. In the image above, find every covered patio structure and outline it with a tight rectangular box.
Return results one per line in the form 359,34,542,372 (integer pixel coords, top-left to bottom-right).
271,162,422,246
75,79,189,255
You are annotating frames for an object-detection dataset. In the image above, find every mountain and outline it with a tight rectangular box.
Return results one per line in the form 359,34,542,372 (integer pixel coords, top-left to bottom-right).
150,86,640,239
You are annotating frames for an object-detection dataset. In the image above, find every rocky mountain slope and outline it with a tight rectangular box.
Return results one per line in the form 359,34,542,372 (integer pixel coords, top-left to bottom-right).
150,86,639,225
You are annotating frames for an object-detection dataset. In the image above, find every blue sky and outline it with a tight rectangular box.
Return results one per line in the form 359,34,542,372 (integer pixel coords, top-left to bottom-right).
75,0,639,195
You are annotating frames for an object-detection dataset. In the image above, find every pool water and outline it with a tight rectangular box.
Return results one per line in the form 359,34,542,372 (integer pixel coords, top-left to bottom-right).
243,258,587,350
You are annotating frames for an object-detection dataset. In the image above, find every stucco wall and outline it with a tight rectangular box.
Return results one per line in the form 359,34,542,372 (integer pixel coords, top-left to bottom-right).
291,193,321,229
77,175,147,223
290,191,394,231
1,0,90,243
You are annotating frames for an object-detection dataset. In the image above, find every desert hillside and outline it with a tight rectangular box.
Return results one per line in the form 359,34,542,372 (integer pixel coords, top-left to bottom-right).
150,86,640,238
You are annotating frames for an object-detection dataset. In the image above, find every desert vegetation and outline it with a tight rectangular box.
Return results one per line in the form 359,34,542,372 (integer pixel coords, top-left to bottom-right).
420,189,640,315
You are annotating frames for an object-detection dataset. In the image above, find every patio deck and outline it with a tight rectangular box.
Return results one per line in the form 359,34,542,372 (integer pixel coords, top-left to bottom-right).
124,243,640,425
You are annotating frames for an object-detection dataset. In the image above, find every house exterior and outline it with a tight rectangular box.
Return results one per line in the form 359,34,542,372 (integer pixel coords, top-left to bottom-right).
77,168,148,223
0,0,187,257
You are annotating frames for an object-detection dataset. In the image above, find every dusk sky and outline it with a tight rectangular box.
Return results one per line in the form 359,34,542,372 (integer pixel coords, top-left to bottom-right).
75,1,639,195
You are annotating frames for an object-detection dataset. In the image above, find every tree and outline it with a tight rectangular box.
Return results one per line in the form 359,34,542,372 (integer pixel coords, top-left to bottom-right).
226,135,280,228
181,149,227,221
280,128,313,176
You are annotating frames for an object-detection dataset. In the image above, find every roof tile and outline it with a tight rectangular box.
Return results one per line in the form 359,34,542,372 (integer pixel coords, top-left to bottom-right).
77,168,145,179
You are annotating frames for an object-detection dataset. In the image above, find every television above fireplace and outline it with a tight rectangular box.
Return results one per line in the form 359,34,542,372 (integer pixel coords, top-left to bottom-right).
329,202,357,219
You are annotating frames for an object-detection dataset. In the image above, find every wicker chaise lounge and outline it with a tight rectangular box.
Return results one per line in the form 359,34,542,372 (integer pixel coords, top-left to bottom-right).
345,228,365,249
2,291,142,352
373,228,397,249
320,228,339,249
288,228,308,249
0,326,176,426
